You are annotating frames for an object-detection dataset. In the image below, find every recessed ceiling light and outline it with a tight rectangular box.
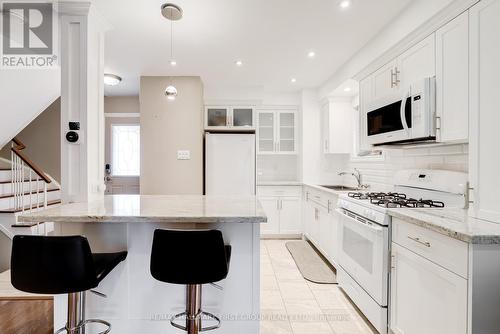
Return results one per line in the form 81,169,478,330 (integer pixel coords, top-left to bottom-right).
339,0,351,9
344,87,351,92
235,60,243,66
291,78,297,83
104,73,122,86
307,51,316,58
170,60,177,66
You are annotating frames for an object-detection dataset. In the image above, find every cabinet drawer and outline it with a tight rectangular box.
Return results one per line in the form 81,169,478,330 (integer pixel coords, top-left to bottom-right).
392,218,468,278
304,187,337,210
257,186,302,197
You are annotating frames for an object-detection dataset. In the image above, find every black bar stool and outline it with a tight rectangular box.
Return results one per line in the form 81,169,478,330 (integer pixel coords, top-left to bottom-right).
150,229,231,334
11,235,127,334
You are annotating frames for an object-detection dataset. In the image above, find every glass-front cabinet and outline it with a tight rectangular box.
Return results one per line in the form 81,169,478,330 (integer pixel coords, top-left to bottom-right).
257,109,297,154
205,106,255,129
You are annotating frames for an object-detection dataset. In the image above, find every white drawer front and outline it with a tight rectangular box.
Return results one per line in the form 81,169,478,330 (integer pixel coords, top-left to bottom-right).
304,187,335,209
392,218,469,278
257,186,302,197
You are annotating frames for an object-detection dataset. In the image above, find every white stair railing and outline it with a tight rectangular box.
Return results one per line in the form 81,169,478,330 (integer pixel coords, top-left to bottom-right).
10,138,51,213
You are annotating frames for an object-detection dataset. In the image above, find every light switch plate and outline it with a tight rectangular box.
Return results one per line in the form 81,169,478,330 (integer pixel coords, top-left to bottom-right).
177,150,191,160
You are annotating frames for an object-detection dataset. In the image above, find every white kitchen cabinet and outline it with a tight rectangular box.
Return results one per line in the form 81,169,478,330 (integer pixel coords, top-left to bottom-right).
303,187,340,265
321,98,354,154
390,243,467,334
398,34,436,92
435,12,469,143
258,186,301,235
469,0,500,224
371,59,400,105
257,110,297,155
205,106,254,130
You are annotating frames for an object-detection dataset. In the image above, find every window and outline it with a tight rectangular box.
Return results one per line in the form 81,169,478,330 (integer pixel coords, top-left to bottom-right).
112,125,140,176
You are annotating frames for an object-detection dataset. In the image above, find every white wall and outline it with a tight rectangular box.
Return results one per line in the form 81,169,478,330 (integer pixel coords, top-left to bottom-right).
319,0,458,97
140,76,204,195
0,69,60,148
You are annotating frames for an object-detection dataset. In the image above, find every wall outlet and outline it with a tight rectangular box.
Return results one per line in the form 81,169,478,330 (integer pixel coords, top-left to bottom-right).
177,150,191,160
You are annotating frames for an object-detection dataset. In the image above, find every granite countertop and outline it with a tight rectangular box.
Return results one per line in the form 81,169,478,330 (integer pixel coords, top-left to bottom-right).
389,208,500,244
17,195,267,225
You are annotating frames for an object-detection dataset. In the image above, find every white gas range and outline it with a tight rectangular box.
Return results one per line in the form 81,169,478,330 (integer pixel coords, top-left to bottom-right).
335,169,468,334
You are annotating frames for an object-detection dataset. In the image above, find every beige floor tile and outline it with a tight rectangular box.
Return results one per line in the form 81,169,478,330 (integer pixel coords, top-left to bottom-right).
311,287,351,309
284,299,324,323
278,281,315,302
261,274,280,290
306,280,338,291
290,321,334,334
273,264,304,281
260,320,293,334
261,261,275,276
261,290,286,310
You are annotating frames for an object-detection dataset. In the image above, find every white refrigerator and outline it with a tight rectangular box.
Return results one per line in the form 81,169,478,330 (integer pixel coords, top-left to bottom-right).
205,133,256,195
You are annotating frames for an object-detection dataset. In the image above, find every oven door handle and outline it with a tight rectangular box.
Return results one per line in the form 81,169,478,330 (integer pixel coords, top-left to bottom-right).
335,208,384,233
400,89,411,133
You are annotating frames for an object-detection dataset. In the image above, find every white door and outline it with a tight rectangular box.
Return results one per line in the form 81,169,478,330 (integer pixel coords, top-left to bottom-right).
105,122,141,194
259,197,280,234
327,208,341,265
390,243,467,334
205,133,256,195
469,0,500,223
317,205,330,256
435,12,469,143
303,196,315,239
399,34,436,92
257,111,276,154
310,204,321,246
279,197,301,234
277,111,297,154
371,59,399,105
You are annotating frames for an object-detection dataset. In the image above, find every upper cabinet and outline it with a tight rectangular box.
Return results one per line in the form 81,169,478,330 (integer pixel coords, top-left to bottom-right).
205,106,254,130
371,59,400,105
321,98,354,154
257,109,298,155
398,34,436,92
469,0,500,224
435,12,469,143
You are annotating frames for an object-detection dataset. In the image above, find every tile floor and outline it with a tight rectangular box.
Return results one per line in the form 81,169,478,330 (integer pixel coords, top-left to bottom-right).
260,239,377,334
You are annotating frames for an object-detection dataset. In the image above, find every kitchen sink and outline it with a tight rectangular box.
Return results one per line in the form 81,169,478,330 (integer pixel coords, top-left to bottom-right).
319,185,358,191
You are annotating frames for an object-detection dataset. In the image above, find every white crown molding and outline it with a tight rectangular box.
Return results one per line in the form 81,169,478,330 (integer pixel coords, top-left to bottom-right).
56,2,91,16
354,0,479,81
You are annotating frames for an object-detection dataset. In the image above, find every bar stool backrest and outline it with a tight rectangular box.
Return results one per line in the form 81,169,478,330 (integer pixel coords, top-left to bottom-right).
150,229,230,285
11,235,98,294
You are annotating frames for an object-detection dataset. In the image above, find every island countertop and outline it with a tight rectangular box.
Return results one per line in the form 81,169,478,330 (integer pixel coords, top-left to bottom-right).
17,194,267,224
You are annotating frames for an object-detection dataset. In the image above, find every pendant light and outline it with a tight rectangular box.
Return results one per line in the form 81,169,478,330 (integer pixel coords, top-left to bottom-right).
161,3,183,100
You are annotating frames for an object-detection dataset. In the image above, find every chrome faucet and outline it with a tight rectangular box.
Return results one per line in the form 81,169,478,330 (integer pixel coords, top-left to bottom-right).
338,168,369,189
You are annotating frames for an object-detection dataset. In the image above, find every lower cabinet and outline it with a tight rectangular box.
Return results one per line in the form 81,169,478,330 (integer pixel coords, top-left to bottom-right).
258,186,301,236
303,187,340,265
390,243,468,334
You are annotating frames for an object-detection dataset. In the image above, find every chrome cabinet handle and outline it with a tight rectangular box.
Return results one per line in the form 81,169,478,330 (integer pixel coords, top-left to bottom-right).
435,116,441,130
407,236,431,248
390,68,395,88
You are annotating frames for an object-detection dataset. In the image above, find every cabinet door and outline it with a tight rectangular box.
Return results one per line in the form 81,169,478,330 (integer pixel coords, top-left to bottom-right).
372,59,399,105
327,208,340,265
279,197,301,234
436,12,469,143
303,193,314,239
357,77,372,153
469,0,500,223
232,107,254,128
257,111,276,154
277,111,297,154
310,205,321,246
317,206,331,257
321,102,330,153
390,243,467,334
399,34,436,92
206,107,229,127
259,197,280,234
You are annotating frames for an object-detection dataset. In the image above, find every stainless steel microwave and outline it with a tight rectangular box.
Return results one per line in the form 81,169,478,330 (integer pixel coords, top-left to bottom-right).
366,77,436,145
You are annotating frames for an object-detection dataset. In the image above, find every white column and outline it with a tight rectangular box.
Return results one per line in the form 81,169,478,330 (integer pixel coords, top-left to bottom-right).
59,3,108,203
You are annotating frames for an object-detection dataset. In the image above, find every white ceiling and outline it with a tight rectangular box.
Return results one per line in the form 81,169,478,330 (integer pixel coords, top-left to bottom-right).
95,0,412,96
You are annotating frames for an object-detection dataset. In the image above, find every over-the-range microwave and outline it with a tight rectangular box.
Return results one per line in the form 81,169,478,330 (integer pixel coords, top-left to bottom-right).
366,77,436,146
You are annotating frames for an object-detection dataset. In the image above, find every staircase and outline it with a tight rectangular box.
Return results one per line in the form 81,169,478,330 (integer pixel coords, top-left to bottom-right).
0,138,61,241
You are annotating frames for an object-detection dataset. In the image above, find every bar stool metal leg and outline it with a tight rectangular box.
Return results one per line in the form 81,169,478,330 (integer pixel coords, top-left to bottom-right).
186,284,202,334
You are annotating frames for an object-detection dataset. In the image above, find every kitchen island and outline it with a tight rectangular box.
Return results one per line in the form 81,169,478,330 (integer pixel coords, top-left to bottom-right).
17,195,266,334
